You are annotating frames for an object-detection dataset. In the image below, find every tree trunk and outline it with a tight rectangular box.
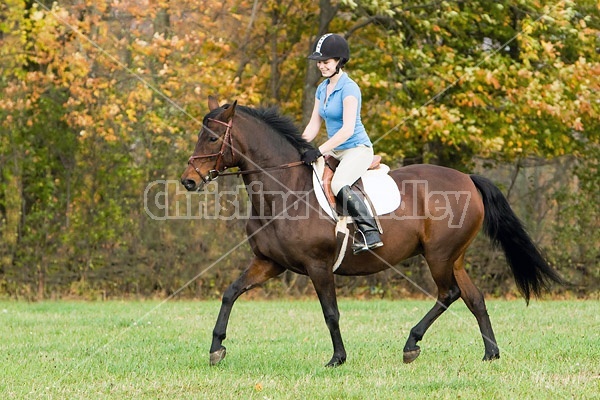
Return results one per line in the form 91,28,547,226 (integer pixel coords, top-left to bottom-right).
269,10,280,101
0,170,21,272
153,0,171,37
37,263,45,300
301,0,337,125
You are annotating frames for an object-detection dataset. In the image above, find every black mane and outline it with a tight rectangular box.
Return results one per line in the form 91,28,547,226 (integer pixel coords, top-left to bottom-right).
206,104,314,153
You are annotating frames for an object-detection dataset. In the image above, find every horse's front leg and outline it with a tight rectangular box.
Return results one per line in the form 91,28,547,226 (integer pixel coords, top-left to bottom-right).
307,264,346,367
209,257,285,365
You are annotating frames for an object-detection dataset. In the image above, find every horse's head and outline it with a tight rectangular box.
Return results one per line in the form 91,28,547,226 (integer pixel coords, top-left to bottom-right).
181,96,238,191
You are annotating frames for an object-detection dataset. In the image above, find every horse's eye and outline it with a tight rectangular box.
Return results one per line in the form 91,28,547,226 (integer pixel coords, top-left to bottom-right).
209,135,219,143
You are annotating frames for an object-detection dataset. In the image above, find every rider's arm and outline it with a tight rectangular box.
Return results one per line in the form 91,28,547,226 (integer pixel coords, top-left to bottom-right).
301,100,322,142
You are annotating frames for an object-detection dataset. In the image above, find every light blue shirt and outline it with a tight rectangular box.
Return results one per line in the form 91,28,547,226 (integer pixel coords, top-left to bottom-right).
316,73,372,150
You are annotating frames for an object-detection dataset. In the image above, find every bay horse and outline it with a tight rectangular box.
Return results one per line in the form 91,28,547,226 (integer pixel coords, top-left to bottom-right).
180,97,563,367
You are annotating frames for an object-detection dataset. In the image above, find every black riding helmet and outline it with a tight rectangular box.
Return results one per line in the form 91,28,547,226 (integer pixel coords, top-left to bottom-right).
307,33,350,67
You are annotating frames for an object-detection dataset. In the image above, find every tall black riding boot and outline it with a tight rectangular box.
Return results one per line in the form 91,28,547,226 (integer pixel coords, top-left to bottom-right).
336,186,384,255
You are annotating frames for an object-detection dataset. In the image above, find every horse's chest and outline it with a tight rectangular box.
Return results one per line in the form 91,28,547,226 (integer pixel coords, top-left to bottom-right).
249,223,317,273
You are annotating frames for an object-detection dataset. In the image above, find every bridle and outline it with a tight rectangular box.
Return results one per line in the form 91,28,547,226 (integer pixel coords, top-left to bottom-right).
187,117,304,184
187,118,235,183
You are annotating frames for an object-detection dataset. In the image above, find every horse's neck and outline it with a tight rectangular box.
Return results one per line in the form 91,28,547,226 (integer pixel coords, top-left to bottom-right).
239,129,294,167
238,122,307,187
241,161,311,193
237,125,312,215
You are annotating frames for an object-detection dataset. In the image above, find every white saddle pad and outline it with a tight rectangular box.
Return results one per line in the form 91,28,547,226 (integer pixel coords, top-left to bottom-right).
312,157,401,220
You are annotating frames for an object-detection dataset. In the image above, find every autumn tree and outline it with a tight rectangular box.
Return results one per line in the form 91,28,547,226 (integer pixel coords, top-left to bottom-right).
0,0,598,298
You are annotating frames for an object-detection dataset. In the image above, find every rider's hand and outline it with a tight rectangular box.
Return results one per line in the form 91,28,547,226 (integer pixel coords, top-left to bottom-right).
301,148,322,165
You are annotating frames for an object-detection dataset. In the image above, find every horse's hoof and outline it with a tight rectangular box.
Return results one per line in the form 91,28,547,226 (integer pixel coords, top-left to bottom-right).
482,352,500,361
209,347,227,366
325,356,346,368
403,348,421,364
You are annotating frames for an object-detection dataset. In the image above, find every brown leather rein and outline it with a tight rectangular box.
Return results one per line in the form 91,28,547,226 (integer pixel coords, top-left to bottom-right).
187,117,304,184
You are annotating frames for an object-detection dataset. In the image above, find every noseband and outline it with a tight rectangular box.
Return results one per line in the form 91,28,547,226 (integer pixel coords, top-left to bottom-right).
187,117,305,184
187,118,234,183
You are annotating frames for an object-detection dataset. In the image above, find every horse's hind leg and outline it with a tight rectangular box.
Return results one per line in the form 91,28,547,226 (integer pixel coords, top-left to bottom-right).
209,257,285,365
403,257,461,363
454,265,500,361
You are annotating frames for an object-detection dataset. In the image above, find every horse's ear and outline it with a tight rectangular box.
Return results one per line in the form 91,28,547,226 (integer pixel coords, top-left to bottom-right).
221,100,237,122
208,96,219,111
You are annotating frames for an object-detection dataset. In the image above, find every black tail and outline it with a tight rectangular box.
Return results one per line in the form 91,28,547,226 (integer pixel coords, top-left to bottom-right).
470,175,564,304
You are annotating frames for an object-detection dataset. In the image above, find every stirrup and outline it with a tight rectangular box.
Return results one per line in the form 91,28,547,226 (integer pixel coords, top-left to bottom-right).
351,231,383,255
352,242,369,255
351,230,368,254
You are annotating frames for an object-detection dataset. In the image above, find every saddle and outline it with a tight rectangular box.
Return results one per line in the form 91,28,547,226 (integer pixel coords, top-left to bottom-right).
322,154,382,210
312,155,400,271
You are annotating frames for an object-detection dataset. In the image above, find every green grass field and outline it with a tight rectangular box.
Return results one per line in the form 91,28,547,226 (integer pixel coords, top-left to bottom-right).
1,299,598,399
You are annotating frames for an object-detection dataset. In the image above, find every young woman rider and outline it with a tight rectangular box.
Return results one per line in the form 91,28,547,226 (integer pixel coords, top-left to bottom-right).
301,33,383,254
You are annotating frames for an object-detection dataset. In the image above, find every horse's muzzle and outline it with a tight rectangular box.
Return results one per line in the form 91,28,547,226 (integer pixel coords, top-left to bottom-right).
181,178,198,191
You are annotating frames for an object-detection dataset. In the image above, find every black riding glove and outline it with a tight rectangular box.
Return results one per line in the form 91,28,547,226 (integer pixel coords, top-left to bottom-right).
301,148,322,165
